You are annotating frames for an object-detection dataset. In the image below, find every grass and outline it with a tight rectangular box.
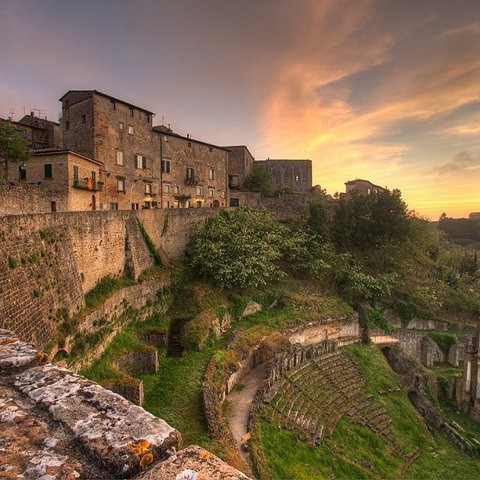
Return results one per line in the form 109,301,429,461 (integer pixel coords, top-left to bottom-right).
141,343,222,453
252,344,480,479
84,275,136,309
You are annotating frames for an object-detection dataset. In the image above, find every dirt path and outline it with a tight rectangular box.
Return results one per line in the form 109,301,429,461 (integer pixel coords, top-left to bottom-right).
227,363,267,446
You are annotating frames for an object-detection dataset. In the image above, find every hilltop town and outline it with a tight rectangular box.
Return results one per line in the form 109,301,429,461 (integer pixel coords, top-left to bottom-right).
1,90,480,480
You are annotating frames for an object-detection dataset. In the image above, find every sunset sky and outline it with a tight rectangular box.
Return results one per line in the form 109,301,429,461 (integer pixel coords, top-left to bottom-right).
1,0,480,219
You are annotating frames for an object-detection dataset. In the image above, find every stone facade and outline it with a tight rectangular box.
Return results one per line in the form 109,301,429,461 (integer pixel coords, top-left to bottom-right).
344,178,387,197
60,90,229,211
155,126,229,209
7,149,103,212
254,158,312,193
224,145,255,190
8,113,61,150
61,90,160,211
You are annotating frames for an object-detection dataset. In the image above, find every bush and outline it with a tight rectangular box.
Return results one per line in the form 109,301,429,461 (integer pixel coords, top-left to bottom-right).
188,208,290,289
427,331,457,355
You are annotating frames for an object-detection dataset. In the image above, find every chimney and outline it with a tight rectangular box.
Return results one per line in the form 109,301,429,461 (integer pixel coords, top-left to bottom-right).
30,111,34,117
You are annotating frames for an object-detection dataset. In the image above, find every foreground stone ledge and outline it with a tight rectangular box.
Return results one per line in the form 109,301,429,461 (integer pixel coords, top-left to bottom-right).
138,445,251,480
0,329,43,372
13,363,181,477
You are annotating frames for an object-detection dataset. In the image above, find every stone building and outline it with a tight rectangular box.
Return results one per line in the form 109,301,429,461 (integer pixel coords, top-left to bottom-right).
254,158,312,193
3,113,62,151
154,126,228,209
223,145,255,190
7,149,103,212
60,90,159,210
344,179,387,197
469,212,480,221
60,90,228,210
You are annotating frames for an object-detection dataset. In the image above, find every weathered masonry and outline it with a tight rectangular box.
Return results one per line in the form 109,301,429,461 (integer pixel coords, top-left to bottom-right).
0,329,249,479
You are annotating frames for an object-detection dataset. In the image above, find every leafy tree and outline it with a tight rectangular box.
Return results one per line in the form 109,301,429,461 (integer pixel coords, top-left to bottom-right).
243,166,273,197
188,208,291,289
332,189,409,250
307,191,332,240
0,120,30,182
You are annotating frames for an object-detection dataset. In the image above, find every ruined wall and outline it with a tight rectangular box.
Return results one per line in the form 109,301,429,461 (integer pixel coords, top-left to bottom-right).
286,314,360,346
396,330,445,367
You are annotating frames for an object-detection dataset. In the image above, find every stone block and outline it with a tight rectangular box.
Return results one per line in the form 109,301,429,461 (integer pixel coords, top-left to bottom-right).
14,363,181,478
241,301,262,318
138,445,250,480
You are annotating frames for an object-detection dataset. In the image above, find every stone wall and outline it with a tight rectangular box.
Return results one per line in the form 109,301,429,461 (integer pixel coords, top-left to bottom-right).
115,347,159,377
0,183,67,215
286,313,360,346
103,378,145,406
0,210,165,348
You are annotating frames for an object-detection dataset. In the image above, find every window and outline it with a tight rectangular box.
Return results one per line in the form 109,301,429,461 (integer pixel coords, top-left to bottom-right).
128,125,134,135
187,141,192,147
82,114,86,125
195,186,203,196
145,183,152,194
65,121,70,131
51,201,57,212
44,164,52,179
161,159,171,173
117,178,125,192
129,107,134,117
91,171,96,189
116,151,124,166
295,175,300,182
229,175,239,186
186,167,194,180
209,147,212,152
19,165,26,181
208,168,215,180
144,112,150,122
119,121,124,130
135,155,147,169
73,165,79,185
174,185,179,194
208,188,214,198
110,203,118,210
173,201,179,208
163,183,171,193
110,100,116,111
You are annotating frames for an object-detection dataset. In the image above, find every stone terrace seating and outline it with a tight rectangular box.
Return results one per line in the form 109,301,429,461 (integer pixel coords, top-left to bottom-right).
262,350,391,446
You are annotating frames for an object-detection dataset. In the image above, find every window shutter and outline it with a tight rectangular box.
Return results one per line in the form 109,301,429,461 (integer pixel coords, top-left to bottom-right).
142,156,147,169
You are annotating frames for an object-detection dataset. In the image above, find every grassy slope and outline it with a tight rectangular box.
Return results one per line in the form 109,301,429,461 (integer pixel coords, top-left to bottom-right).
254,345,480,479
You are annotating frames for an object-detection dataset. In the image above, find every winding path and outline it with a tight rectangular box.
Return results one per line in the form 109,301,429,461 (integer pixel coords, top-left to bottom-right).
227,363,267,447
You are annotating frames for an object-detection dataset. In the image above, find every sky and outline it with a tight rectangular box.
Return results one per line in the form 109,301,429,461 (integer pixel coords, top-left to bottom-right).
1,0,480,219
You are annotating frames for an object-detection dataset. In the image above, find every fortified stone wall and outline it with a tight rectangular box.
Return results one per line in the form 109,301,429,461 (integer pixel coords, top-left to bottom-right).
0,209,213,348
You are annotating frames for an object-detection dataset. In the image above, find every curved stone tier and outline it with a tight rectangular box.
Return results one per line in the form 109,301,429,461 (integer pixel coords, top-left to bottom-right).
260,349,392,446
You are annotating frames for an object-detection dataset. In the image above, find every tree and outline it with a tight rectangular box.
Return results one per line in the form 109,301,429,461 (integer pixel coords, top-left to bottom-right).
188,208,288,289
0,120,31,182
243,166,273,197
307,191,332,240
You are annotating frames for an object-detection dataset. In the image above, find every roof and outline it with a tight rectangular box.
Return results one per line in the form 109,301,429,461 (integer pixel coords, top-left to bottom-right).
18,115,59,128
345,178,386,190
59,90,155,115
222,145,255,159
32,149,104,166
153,126,230,152
256,158,312,163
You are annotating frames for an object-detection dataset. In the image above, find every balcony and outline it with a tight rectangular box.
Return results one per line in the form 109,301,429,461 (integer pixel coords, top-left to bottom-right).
184,176,198,186
73,178,103,191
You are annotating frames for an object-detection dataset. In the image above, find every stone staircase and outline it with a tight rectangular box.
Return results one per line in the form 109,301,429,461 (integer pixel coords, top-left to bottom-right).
262,350,392,446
